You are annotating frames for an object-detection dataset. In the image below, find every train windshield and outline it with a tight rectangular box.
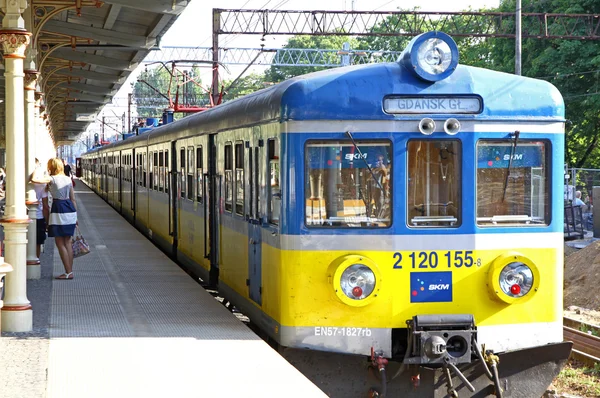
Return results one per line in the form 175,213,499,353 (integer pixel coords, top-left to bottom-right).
476,140,550,226
407,140,461,227
305,140,392,228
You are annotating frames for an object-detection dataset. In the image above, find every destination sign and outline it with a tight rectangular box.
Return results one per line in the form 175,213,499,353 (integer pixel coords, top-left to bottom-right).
383,96,482,114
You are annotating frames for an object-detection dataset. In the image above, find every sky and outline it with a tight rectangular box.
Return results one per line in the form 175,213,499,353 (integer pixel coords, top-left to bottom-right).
84,0,500,147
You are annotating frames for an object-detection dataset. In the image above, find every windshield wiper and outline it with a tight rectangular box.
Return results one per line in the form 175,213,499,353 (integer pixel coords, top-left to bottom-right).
345,131,384,191
501,130,520,202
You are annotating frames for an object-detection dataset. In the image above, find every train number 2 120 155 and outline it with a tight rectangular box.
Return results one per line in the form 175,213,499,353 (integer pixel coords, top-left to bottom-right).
392,251,482,269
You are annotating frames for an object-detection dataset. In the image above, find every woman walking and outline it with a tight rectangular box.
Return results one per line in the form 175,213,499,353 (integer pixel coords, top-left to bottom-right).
32,158,77,279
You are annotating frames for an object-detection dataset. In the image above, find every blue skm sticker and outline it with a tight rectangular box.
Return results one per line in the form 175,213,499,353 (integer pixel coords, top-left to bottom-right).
410,271,453,303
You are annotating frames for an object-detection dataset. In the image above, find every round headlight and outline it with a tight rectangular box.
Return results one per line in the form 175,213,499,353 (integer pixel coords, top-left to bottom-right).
340,264,376,300
399,31,459,82
499,262,533,298
416,38,452,76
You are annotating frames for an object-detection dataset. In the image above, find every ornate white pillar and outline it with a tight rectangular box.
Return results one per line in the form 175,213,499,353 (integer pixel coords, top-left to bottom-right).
25,69,39,278
0,0,33,332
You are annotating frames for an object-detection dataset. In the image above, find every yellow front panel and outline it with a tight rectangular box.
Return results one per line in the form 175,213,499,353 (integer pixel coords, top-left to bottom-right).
274,247,558,328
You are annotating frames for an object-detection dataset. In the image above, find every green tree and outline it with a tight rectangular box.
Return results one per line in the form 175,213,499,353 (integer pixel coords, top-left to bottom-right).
264,34,360,83
491,0,600,168
222,72,268,101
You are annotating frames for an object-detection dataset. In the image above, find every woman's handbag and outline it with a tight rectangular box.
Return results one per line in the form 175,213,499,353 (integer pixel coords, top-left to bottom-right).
72,227,90,258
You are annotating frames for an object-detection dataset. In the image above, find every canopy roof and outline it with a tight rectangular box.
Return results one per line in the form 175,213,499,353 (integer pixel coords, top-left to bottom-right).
4,0,189,144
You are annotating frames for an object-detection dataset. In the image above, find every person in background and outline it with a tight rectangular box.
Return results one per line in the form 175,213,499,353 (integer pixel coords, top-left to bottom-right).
0,167,6,195
30,159,49,258
574,191,586,207
63,159,75,187
31,158,77,279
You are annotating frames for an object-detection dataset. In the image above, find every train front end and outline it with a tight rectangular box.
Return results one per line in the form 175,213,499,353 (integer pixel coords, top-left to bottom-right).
276,32,571,396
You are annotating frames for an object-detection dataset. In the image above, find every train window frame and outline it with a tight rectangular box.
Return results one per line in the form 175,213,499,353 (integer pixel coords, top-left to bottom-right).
235,141,245,216
158,150,164,192
475,139,551,227
406,139,462,228
224,143,233,213
180,147,186,199
153,151,159,191
187,146,194,201
304,139,393,229
164,150,169,194
267,138,280,226
148,151,153,190
196,146,203,203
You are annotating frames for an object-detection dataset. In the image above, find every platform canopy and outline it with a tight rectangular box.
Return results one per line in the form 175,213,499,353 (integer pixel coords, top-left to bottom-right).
1,0,189,144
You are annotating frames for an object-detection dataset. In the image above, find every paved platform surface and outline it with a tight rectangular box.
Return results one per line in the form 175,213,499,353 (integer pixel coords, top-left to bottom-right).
0,183,326,398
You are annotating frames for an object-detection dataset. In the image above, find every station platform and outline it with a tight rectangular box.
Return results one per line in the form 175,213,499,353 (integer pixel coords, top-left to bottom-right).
0,182,326,398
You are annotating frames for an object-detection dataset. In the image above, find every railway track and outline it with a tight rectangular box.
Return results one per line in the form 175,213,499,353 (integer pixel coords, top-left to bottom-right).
563,316,600,366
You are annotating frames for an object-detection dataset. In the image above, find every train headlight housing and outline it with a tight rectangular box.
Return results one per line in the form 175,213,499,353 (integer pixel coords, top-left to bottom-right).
340,264,376,300
329,255,381,307
499,262,533,298
400,31,459,82
487,252,540,304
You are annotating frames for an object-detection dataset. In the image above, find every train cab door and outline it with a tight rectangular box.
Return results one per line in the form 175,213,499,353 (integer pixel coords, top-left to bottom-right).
247,137,262,305
169,141,178,253
207,135,219,287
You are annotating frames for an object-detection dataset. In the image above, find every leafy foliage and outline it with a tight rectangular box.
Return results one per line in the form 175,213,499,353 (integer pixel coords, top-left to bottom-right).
264,35,360,83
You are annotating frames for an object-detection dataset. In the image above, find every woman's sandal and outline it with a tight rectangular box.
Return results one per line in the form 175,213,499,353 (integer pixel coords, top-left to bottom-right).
55,272,73,280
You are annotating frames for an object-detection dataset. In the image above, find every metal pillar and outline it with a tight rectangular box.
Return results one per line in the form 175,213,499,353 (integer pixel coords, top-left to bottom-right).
515,0,522,75
211,9,220,106
0,0,33,332
25,69,39,278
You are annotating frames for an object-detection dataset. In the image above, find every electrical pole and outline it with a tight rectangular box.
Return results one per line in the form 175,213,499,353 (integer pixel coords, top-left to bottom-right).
515,0,522,75
101,116,105,144
127,93,132,134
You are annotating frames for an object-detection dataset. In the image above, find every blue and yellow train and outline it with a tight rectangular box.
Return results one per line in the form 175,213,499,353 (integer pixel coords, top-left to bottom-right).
82,31,571,397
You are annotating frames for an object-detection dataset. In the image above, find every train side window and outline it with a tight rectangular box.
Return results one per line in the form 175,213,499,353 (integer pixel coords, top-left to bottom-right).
196,146,203,203
153,152,159,191
149,152,154,191
268,138,280,225
407,140,461,228
235,142,244,215
165,150,169,194
187,146,194,201
224,143,233,212
305,140,392,228
180,148,186,199
137,154,141,186
143,152,147,188
158,150,164,192
476,140,550,226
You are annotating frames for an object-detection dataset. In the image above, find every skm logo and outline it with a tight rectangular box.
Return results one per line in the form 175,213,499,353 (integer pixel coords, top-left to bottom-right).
345,153,368,161
428,284,450,291
503,154,523,161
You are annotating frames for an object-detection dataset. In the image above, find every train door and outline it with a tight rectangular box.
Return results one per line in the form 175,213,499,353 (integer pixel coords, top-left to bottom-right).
247,136,262,305
169,141,178,253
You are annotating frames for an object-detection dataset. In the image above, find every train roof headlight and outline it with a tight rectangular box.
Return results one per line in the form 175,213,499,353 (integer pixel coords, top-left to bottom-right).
400,31,459,82
499,262,533,298
340,264,376,300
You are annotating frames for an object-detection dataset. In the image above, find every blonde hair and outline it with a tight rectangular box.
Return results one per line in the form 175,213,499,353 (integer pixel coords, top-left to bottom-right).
47,158,64,176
